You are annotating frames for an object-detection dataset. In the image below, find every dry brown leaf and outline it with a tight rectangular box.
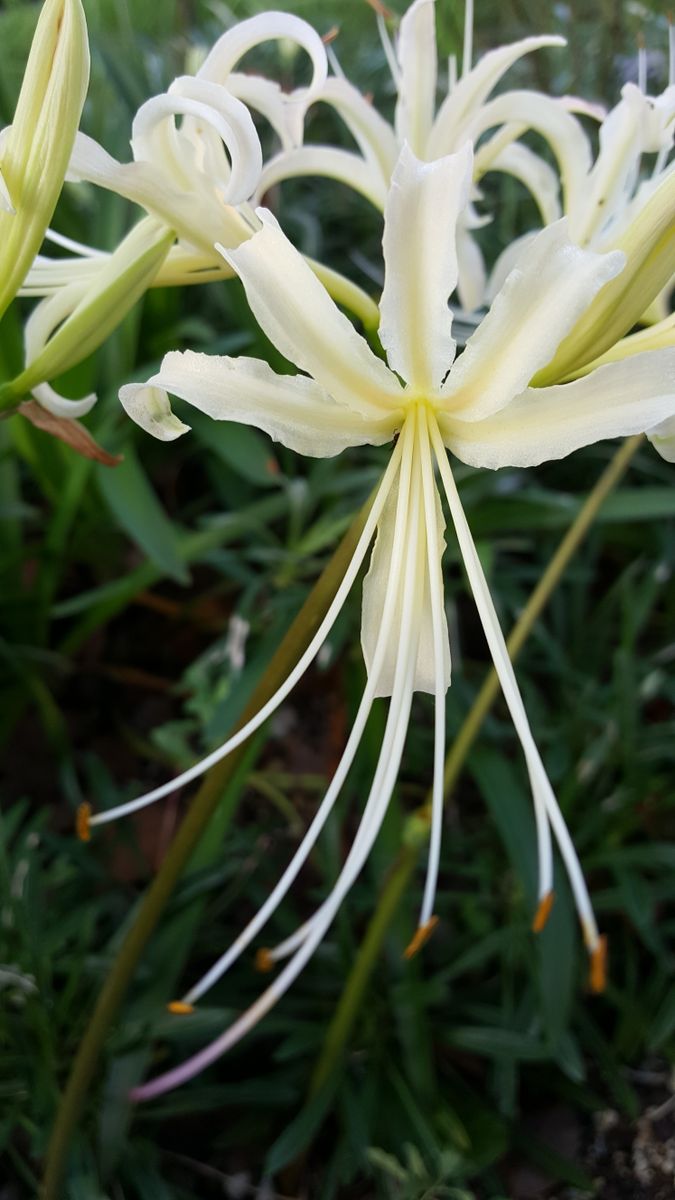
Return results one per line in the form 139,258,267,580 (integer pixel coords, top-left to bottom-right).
19,400,123,466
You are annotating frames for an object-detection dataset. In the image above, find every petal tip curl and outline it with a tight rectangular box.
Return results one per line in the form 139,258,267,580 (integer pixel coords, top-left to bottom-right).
120,381,191,441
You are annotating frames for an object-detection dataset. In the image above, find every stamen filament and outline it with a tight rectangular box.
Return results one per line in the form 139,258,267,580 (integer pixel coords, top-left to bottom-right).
182,421,417,1005
87,437,405,831
377,11,400,89
462,0,474,78
132,426,425,1100
416,407,447,929
229,418,423,974
429,422,604,954
637,37,647,94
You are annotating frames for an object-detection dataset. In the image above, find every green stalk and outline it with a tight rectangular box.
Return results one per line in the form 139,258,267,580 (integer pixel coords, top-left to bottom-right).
308,435,643,1095
42,496,372,1200
309,843,420,1099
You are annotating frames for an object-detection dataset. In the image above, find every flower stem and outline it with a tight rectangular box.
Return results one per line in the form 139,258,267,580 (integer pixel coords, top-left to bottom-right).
307,435,643,1097
308,842,420,1100
42,495,373,1200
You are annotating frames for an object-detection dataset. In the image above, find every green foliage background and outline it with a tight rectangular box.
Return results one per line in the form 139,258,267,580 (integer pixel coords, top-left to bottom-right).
1,1,674,1196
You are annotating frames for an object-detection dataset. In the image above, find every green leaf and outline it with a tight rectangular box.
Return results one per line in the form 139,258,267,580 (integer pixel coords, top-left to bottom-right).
265,1076,338,1175
188,409,281,487
536,876,577,1045
511,1127,594,1190
444,1026,550,1061
96,442,188,583
469,748,537,901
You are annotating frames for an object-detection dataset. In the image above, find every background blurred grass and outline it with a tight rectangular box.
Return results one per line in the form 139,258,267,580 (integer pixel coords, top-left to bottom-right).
1,1,675,1197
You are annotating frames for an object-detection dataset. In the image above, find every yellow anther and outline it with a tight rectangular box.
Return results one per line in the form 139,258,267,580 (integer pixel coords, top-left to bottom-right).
531,891,555,933
75,802,91,842
255,948,275,973
589,936,608,994
167,1001,194,1015
403,915,439,960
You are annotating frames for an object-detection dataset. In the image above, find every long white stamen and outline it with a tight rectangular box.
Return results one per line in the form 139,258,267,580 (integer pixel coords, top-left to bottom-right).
448,54,457,93
183,422,417,1004
670,20,675,87
251,420,424,967
462,0,474,78
430,422,600,948
637,39,647,94
89,439,405,830
134,646,417,1102
133,426,424,1102
378,12,401,89
433,426,555,904
44,229,107,258
430,425,554,898
417,408,447,928
326,43,345,79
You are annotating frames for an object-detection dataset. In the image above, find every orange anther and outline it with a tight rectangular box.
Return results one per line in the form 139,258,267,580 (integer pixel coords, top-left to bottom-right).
322,25,339,44
76,802,91,843
167,1001,194,1015
255,948,275,973
365,0,393,18
589,935,608,994
403,915,439,960
531,891,555,933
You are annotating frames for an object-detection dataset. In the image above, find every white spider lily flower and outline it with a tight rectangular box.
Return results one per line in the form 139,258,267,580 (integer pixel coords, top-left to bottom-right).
23,10,327,300
489,77,675,384
67,77,263,257
17,12,376,348
195,10,328,151
90,143,675,1100
7,75,264,413
255,0,592,311
0,0,89,330
9,16,375,412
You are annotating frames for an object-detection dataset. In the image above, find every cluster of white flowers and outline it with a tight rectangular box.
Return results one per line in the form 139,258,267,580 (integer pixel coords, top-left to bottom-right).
3,0,675,1100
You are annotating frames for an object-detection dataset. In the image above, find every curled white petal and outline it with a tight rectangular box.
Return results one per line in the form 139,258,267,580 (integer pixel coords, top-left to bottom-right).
32,381,96,418
466,89,592,215
255,146,387,210
442,349,675,469
395,0,438,156
222,212,403,418
122,350,398,456
198,12,326,85
647,413,675,462
119,383,191,441
443,220,625,422
134,77,263,205
428,36,567,156
379,142,473,391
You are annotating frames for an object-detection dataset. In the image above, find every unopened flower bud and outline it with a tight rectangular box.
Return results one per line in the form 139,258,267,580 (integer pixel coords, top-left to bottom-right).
0,0,90,321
